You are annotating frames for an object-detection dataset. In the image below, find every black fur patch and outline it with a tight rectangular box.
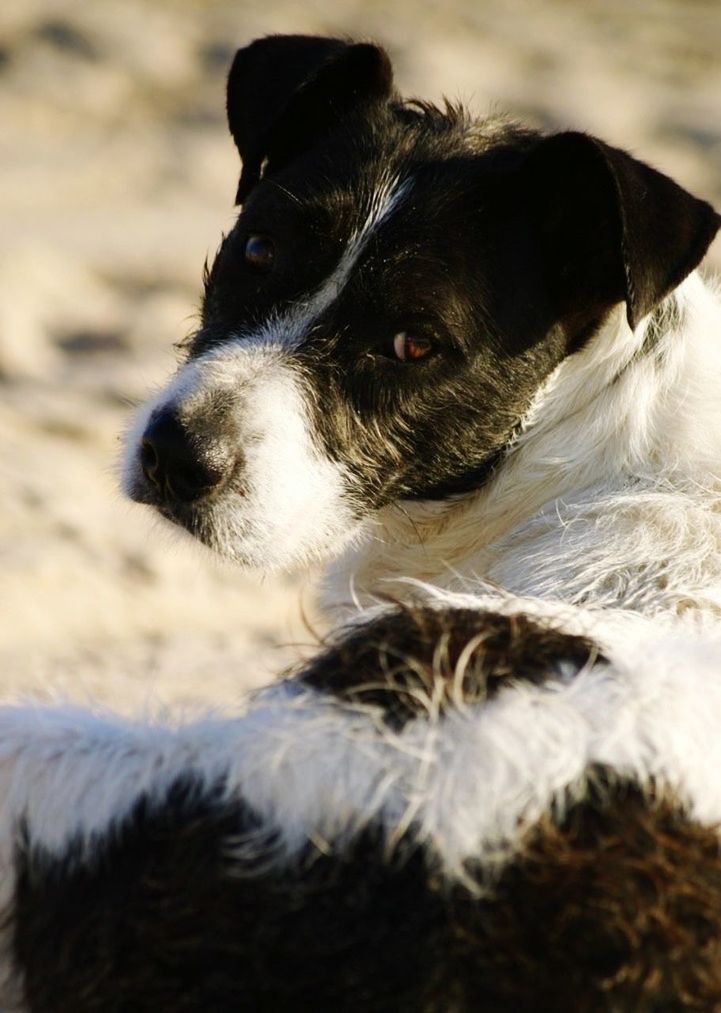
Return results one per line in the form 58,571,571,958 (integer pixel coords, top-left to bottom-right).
14,771,721,1011
13,774,447,1013
301,605,604,728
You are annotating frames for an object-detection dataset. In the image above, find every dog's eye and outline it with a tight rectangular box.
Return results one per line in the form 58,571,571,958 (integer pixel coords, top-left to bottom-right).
244,235,276,273
392,331,435,362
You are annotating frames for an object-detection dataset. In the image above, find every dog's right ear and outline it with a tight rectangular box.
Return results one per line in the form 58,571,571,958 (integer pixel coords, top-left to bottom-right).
521,132,720,332
227,35,394,205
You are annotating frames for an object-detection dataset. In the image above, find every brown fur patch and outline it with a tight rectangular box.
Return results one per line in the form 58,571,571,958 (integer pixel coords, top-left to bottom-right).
301,605,603,727
455,772,721,1010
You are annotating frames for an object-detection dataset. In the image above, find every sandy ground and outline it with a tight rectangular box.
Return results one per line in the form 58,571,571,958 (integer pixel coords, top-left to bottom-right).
2,0,721,714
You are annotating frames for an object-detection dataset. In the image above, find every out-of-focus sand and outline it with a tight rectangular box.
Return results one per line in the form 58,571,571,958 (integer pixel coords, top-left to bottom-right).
2,0,720,713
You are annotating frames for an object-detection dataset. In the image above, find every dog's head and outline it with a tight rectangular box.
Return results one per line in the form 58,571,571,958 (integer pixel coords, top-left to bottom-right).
123,34,720,572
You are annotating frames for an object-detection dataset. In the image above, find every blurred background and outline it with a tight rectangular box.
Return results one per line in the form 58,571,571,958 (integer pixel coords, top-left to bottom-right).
2,0,720,713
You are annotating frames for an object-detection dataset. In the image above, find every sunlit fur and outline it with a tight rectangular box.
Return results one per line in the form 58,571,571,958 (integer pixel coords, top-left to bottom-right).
8,33,721,1009
327,273,721,628
3,604,721,1006
123,348,359,569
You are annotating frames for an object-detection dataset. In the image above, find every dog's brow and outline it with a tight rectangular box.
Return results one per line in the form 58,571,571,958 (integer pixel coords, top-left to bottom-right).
228,174,413,354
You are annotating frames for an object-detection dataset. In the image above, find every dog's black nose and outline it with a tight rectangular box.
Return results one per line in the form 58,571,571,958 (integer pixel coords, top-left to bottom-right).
140,410,228,503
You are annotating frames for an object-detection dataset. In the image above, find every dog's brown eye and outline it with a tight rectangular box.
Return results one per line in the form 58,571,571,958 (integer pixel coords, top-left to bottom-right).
392,331,434,362
244,234,276,272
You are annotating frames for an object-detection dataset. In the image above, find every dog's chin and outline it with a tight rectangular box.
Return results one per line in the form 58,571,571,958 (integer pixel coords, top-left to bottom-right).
137,492,362,575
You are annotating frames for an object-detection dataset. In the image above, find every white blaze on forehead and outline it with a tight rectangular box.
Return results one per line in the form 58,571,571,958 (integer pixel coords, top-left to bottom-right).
245,173,413,351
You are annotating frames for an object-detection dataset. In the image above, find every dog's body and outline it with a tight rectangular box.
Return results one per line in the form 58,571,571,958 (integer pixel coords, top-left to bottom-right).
3,34,721,1011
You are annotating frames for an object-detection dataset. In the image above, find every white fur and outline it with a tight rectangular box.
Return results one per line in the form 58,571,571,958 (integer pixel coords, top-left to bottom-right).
122,349,358,569
325,273,721,627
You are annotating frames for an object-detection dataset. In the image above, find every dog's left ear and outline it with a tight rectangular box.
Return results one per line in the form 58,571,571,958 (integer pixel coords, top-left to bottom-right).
227,35,394,205
523,132,721,330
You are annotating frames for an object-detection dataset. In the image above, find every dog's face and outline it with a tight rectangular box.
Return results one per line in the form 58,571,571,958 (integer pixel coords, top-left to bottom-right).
123,35,720,572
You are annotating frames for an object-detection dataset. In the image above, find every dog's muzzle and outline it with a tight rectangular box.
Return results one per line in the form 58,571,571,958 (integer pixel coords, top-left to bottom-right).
138,408,235,506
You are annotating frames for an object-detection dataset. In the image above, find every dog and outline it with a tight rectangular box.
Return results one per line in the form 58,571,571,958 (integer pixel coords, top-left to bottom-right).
121,38,721,630
2,34,721,1011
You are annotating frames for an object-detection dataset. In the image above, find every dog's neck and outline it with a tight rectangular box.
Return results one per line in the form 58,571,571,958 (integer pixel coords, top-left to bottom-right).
322,272,721,620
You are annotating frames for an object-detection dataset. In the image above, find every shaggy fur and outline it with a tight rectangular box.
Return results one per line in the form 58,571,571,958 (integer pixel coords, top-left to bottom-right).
5,616,721,1010
301,604,604,728
13,771,721,1012
3,32,721,1010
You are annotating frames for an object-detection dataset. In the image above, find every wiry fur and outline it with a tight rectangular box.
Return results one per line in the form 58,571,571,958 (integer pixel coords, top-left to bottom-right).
4,612,721,1008
5,32,721,1010
329,275,721,626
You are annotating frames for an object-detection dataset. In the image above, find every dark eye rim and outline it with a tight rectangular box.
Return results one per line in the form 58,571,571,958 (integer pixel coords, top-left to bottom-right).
360,324,458,369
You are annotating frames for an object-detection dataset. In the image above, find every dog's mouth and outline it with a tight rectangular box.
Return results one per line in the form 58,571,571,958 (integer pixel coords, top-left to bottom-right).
130,480,207,535
131,469,232,538
156,501,192,527
151,492,249,561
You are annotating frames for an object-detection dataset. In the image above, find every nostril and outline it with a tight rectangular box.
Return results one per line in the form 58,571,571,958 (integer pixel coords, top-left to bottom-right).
140,437,161,487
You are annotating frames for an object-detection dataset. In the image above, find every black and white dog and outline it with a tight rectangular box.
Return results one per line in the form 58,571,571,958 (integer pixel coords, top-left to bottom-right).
4,35,721,1011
